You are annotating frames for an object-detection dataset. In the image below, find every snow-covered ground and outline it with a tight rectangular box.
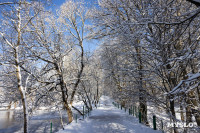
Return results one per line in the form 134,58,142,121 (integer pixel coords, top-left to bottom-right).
0,98,85,133
0,109,68,133
57,96,162,133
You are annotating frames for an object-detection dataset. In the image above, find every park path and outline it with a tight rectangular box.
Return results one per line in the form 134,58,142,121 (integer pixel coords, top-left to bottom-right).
57,96,162,133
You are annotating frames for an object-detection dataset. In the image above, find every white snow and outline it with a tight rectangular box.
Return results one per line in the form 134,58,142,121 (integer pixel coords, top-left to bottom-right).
168,72,200,95
57,96,162,133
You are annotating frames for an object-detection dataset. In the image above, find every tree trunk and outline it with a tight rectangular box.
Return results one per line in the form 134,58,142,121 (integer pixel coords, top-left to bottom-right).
195,87,200,126
81,93,90,110
70,41,84,105
96,80,99,104
82,82,92,110
166,62,178,133
187,90,200,126
15,48,29,133
180,104,185,121
185,95,193,124
16,3,29,131
65,103,73,123
21,94,29,133
61,83,73,123
55,65,73,123
7,101,12,110
136,46,148,125
169,100,179,133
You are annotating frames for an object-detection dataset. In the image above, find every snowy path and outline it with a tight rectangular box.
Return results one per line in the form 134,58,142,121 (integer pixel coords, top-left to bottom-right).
57,96,162,133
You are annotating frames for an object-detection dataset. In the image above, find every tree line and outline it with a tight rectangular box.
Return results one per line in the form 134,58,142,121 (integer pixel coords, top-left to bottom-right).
90,0,200,133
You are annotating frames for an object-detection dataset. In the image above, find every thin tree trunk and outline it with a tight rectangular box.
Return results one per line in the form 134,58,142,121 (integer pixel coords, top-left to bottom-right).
16,2,29,131
82,82,92,110
180,104,185,121
169,99,178,133
136,46,148,125
80,93,90,110
186,95,193,124
7,101,12,110
96,80,99,104
166,62,178,133
195,87,200,126
70,42,84,105
15,49,29,133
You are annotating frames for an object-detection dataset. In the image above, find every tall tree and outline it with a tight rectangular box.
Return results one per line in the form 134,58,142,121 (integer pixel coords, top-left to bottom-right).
58,0,90,105
0,0,42,132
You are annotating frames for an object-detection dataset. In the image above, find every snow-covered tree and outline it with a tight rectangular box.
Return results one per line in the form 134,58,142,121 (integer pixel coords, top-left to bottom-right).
0,1,43,132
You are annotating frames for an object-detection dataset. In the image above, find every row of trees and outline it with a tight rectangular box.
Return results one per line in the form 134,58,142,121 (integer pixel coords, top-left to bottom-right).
0,0,102,133
90,0,200,133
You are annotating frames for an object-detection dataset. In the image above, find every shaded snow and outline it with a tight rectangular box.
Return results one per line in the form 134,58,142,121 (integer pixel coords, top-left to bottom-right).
57,96,162,133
